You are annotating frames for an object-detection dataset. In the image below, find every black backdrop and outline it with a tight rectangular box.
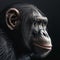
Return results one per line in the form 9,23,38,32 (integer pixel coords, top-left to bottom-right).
0,0,60,60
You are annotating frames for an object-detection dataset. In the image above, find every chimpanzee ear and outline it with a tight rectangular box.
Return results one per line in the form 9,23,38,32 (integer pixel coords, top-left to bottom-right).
6,8,20,30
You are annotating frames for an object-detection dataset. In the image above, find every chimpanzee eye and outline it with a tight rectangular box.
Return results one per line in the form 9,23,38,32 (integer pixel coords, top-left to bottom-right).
34,21,36,26
43,20,48,26
38,20,42,25
34,21,38,27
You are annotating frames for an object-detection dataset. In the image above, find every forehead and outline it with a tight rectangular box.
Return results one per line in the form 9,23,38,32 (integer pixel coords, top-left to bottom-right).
32,10,48,22
20,4,48,21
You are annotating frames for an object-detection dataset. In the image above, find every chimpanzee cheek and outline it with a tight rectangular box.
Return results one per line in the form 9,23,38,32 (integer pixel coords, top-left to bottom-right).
21,25,32,49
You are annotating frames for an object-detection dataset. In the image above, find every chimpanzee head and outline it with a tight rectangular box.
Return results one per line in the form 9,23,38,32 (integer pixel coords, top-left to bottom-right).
5,4,52,58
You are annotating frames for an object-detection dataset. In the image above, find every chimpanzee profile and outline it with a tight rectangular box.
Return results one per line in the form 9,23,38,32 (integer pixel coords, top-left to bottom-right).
0,3,52,60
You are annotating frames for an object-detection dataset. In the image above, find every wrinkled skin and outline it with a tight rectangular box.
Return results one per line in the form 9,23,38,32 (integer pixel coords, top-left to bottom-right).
0,4,52,60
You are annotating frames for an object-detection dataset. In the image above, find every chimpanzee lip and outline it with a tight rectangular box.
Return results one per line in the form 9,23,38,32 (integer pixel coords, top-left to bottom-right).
33,43,52,50
32,37,52,50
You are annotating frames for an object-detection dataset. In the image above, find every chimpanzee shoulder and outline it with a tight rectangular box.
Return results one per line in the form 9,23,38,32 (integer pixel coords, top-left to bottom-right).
0,29,16,60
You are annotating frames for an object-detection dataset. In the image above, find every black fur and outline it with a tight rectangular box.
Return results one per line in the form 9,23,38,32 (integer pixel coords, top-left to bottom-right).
0,3,52,60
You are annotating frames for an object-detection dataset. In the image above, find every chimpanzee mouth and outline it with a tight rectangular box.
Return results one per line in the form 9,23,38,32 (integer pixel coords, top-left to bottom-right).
33,43,52,50
32,38,52,50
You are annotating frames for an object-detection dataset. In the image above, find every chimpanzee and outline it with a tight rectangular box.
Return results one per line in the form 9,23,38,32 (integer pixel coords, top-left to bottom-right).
0,3,52,60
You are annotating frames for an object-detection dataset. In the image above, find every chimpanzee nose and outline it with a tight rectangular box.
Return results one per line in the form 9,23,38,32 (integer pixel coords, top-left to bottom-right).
40,30,49,37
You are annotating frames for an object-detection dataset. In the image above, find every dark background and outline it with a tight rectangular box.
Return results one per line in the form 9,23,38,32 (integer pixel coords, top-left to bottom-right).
0,0,60,60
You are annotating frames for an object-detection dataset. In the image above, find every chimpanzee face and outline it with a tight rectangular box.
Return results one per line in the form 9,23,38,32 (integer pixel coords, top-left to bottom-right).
6,4,52,58
21,8,52,57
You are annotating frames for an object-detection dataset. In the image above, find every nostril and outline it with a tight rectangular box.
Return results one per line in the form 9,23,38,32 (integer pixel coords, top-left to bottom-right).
43,33,47,36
